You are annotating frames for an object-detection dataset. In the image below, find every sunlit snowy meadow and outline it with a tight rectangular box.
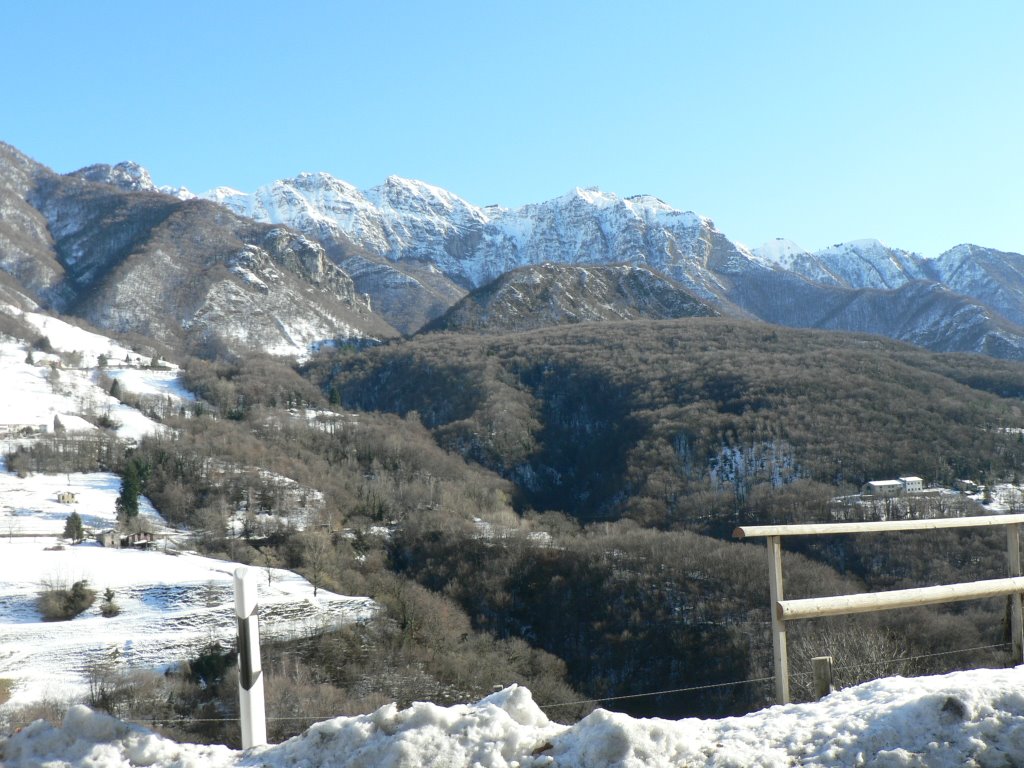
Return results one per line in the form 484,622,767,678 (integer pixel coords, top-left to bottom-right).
0,309,375,716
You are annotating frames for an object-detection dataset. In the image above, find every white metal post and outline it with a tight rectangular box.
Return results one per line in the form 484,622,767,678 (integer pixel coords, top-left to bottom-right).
234,566,267,748
767,536,790,704
1008,525,1023,664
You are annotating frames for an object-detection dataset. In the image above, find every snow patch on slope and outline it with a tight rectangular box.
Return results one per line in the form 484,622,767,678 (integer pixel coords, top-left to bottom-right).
753,238,811,267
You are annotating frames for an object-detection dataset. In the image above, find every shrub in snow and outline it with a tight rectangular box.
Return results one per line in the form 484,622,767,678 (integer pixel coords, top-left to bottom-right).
100,587,120,618
37,579,96,621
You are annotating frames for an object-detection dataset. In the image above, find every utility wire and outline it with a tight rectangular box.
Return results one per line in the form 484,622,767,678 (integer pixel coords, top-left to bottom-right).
538,676,777,710
107,642,1019,725
541,642,1014,711
829,642,1010,674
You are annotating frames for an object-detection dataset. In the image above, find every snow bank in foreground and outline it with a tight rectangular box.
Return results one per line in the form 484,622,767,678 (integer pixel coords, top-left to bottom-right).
6,667,1024,767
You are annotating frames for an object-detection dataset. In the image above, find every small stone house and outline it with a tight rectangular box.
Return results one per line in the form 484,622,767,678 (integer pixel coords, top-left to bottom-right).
56,490,78,504
122,531,155,549
97,530,121,548
96,530,156,549
954,479,980,494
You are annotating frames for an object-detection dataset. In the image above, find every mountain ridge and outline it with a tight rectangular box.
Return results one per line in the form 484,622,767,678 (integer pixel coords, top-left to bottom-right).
420,262,720,335
192,166,1024,357
0,142,398,358
5,141,1024,360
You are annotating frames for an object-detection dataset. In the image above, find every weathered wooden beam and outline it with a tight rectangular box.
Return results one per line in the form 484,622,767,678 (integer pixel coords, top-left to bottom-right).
778,576,1024,621
1009,525,1023,664
734,513,1024,540
767,536,789,704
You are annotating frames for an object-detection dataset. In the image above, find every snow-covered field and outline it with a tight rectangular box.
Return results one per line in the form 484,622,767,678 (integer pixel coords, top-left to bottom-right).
0,466,375,711
0,469,163,537
0,308,376,714
6,666,1024,767
102,367,196,403
19,311,138,369
986,483,1024,513
0,312,184,442
0,542,367,708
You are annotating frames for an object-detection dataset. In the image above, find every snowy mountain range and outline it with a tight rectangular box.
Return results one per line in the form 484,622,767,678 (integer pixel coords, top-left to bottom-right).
190,170,1024,356
3,141,1024,360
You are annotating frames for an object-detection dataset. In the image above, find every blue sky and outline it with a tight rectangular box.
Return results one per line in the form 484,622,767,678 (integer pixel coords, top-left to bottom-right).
5,1,1022,257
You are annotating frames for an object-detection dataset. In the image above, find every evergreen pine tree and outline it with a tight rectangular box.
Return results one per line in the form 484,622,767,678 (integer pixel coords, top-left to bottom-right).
116,462,141,520
63,511,84,543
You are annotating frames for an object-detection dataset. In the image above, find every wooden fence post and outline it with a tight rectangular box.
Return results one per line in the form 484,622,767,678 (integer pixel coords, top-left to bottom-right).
234,566,267,748
812,656,834,700
767,536,790,704
736,514,1024,701
1009,524,1023,664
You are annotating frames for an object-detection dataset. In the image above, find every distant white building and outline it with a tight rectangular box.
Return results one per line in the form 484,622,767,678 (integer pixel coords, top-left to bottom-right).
862,480,903,497
899,476,924,493
861,477,925,497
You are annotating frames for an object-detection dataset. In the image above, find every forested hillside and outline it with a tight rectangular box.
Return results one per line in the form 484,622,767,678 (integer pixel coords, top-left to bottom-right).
290,320,1024,718
420,263,718,335
317,318,1024,529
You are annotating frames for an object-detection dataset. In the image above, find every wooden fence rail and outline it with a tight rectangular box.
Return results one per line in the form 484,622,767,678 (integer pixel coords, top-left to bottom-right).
734,513,1024,704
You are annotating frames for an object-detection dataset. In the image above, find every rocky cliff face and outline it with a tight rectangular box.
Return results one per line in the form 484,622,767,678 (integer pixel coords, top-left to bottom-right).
0,143,396,359
0,143,64,296
206,174,477,333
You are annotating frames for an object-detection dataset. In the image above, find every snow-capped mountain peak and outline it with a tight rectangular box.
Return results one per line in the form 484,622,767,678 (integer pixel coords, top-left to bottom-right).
183,162,1024,358
204,186,248,204
817,238,894,259
69,161,157,193
752,238,811,267
557,185,613,207
365,175,490,223
812,239,930,290
941,243,984,260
